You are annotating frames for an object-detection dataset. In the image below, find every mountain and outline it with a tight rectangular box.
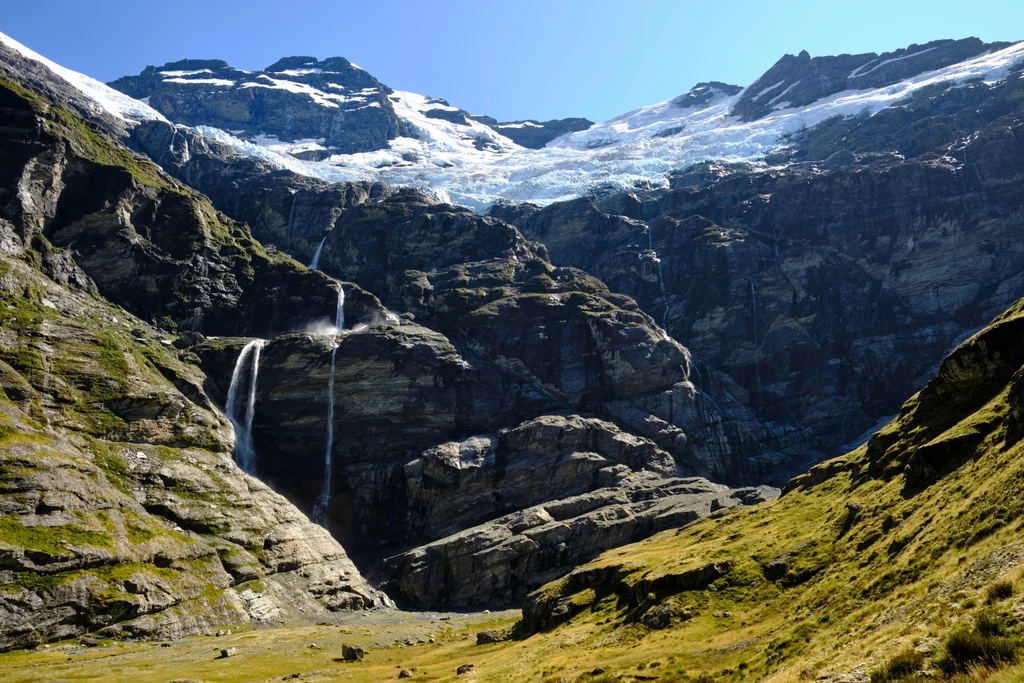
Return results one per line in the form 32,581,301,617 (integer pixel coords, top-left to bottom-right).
107,38,1024,210
0,32,781,646
108,55,594,164
3,25,1024,682
109,36,1024,471
0,38,391,649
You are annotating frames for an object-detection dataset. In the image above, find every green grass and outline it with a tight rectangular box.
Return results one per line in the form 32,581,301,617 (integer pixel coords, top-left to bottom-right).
0,514,113,555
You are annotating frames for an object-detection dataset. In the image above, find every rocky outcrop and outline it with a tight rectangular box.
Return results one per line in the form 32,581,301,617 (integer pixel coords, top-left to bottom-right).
731,38,1008,121
110,56,411,153
467,115,595,148
402,414,681,543
385,466,776,608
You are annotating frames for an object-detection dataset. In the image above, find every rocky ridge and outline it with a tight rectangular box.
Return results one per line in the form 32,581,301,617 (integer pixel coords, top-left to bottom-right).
109,56,411,154
109,55,597,160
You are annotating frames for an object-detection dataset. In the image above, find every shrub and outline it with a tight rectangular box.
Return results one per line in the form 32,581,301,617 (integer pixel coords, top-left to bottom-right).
869,648,925,682
987,580,1015,603
976,610,1010,637
937,616,1019,675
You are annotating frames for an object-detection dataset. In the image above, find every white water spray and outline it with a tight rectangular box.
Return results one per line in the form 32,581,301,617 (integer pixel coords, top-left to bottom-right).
309,235,328,270
335,282,345,331
225,339,265,475
312,345,339,526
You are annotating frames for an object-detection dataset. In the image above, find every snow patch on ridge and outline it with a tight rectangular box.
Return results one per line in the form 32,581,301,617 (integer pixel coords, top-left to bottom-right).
164,77,236,86
0,31,166,124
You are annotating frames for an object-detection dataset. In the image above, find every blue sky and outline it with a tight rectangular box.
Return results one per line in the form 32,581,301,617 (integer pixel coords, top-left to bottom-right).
3,0,1023,122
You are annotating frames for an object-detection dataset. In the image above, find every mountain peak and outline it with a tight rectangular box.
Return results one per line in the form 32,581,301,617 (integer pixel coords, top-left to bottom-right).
731,36,1011,121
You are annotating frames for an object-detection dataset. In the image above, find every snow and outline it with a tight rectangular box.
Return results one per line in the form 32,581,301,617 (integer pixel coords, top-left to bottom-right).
4,27,1023,213
849,46,938,79
280,40,1024,211
250,134,330,154
237,76,367,108
751,80,786,102
273,68,324,76
498,121,544,129
768,80,801,107
160,69,213,77
0,30,166,124
163,77,236,86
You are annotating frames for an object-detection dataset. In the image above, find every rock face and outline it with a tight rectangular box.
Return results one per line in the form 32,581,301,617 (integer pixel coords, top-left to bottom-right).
128,119,396,263
467,115,595,148
110,57,411,153
0,54,339,338
0,55,389,648
388,476,772,609
495,64,1024,464
191,234,783,606
731,38,1007,121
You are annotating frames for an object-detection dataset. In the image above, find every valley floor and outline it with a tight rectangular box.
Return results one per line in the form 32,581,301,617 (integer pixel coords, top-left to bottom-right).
0,609,521,683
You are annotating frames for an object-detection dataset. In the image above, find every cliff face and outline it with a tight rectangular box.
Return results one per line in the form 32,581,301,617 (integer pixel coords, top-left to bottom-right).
494,66,1024,461
109,56,410,154
0,251,390,651
192,250,781,606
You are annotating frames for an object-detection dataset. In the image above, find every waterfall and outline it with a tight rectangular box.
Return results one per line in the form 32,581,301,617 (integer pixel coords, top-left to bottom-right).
225,339,265,475
335,283,345,331
646,223,670,326
309,236,328,270
312,345,339,527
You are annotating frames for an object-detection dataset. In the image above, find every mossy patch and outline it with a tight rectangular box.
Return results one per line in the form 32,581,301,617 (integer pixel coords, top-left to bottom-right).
0,515,113,555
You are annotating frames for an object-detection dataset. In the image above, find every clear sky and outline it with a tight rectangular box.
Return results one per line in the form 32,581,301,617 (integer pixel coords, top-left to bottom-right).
3,0,1023,123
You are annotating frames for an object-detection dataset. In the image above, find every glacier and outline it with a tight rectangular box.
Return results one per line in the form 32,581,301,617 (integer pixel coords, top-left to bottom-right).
3,29,1024,211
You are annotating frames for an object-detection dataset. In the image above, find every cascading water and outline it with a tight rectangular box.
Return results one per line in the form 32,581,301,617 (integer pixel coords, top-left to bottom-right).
646,223,670,326
312,345,339,527
225,339,265,475
335,282,345,331
309,236,328,270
